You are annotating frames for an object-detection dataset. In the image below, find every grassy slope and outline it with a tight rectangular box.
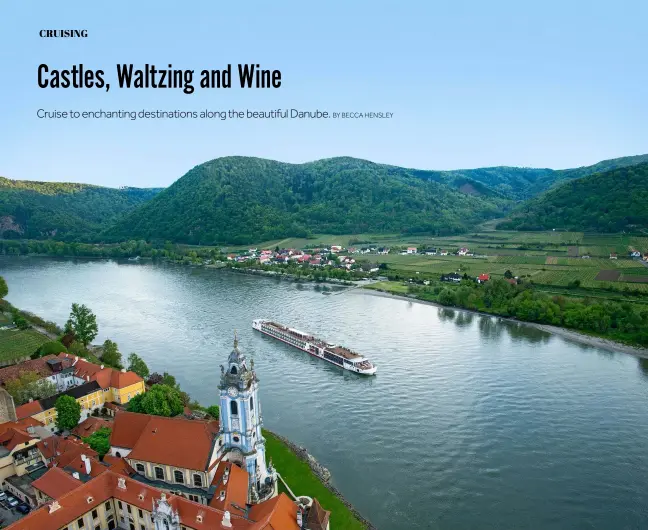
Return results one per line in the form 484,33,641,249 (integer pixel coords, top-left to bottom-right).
0,328,49,362
264,430,366,530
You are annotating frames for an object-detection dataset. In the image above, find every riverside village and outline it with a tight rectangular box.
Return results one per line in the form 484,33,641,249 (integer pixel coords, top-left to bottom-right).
0,335,330,530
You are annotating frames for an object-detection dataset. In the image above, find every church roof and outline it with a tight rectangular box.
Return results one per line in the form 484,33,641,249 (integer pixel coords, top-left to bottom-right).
6,471,299,530
306,498,331,530
209,461,249,513
112,411,220,471
31,467,82,500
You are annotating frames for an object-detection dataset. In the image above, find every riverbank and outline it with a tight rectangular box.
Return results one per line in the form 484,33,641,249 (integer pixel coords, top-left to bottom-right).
229,266,357,286
264,429,374,530
359,287,648,358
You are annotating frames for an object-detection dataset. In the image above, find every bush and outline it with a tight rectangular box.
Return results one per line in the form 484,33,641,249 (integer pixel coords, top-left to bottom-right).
38,341,68,357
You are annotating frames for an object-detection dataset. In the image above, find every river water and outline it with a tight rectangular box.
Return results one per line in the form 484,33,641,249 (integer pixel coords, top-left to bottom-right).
1,256,647,529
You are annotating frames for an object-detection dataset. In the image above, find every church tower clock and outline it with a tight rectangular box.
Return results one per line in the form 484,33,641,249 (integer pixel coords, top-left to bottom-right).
218,332,275,503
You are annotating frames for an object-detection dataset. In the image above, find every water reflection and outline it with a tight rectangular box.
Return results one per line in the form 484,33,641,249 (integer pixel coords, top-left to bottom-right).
637,357,648,379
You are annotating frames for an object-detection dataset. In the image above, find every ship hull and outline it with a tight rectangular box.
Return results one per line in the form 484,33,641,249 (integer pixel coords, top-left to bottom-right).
252,320,377,375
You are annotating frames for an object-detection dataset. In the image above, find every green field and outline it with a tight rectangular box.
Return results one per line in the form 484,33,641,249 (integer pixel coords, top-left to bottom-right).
264,431,366,530
0,328,49,362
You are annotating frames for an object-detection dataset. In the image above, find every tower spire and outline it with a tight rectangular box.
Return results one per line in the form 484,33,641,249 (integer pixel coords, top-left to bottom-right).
233,329,239,349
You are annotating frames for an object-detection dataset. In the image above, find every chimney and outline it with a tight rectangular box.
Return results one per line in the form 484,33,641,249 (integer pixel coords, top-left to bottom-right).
28,398,33,403
81,454,91,475
86,376,90,382
121,368,126,373
100,365,104,370
221,511,232,528
297,509,303,527
72,472,80,480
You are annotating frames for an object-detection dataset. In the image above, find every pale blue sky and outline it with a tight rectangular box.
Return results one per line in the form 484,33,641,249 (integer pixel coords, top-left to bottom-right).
1,0,646,187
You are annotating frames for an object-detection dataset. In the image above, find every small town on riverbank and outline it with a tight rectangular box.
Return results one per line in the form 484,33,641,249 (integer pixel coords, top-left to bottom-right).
0,276,372,530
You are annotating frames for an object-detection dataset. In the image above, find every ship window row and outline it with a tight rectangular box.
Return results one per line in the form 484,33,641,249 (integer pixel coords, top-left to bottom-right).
324,352,343,365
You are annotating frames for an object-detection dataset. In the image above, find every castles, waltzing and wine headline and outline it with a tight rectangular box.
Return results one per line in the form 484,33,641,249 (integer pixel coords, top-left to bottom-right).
37,63,282,94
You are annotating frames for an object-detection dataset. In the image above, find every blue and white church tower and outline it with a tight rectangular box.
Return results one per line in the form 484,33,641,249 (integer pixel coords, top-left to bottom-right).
218,332,276,503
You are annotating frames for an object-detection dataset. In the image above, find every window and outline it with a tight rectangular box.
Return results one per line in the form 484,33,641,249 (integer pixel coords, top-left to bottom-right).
250,396,254,410
155,467,164,480
77,518,85,529
230,365,237,374
233,436,240,443
138,509,143,518
230,400,238,416
95,525,100,530
174,470,184,483
108,520,116,530
193,474,203,487
117,501,123,509
136,463,145,473
105,501,112,511
91,400,95,406
141,526,145,530
129,524,135,530
92,509,98,519
127,505,132,514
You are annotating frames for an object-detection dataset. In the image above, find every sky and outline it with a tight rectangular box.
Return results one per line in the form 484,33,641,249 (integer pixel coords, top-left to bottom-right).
0,0,646,187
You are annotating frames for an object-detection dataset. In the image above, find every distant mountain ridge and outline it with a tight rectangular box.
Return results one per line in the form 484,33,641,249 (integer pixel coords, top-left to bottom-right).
497,162,648,232
0,177,161,241
1,153,647,244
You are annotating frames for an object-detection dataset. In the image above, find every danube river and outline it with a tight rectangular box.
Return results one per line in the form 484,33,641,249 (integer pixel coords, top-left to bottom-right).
2,257,648,529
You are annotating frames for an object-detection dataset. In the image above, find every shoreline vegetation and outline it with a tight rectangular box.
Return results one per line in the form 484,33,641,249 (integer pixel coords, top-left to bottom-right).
361,283,648,358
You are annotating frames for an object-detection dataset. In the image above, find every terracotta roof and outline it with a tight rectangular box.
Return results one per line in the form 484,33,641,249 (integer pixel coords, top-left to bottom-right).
5,471,300,530
209,462,249,513
101,455,132,476
71,417,112,439
109,411,153,449
37,436,97,464
15,400,44,420
62,453,105,479
0,355,71,386
248,494,300,530
56,354,143,390
0,427,34,451
32,467,82,499
306,498,331,530
0,417,42,437
117,412,220,471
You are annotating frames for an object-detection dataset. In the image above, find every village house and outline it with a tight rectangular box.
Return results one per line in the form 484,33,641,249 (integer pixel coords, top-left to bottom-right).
477,273,490,283
440,250,448,256
457,248,469,256
630,250,641,258
441,272,462,283
376,247,390,255
0,355,77,393
406,247,418,254
423,248,437,255
609,253,618,259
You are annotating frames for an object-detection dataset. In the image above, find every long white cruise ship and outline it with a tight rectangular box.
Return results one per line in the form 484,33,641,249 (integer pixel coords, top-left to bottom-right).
252,319,377,375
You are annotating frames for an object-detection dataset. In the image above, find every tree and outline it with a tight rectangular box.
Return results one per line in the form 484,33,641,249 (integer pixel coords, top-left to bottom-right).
127,353,149,379
101,340,123,369
55,395,81,431
0,276,7,299
83,427,111,458
504,269,513,279
5,371,57,405
206,405,220,419
161,372,177,388
127,384,183,417
67,304,98,346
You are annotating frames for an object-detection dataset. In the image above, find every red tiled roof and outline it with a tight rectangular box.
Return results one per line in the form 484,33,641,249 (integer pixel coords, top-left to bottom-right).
119,412,220,471
209,462,249,513
6,471,300,530
56,354,143,390
101,455,132,476
478,273,490,281
0,427,34,451
0,417,42,437
32,467,82,500
37,436,97,464
62,453,105,478
0,355,71,386
306,498,331,530
71,417,112,439
15,400,44,420
109,411,153,449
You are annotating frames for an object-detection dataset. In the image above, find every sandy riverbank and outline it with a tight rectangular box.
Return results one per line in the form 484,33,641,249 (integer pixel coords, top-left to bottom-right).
358,288,648,359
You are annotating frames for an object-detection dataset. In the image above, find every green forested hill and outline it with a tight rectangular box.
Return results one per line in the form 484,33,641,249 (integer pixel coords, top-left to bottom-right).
109,157,509,244
497,163,648,232
0,178,161,241
430,153,648,200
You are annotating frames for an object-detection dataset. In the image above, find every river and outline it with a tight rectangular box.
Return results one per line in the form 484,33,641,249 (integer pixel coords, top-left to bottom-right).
2,256,648,529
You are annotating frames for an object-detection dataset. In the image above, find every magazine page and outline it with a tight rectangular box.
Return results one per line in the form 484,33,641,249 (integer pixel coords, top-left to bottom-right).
1,2,647,529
